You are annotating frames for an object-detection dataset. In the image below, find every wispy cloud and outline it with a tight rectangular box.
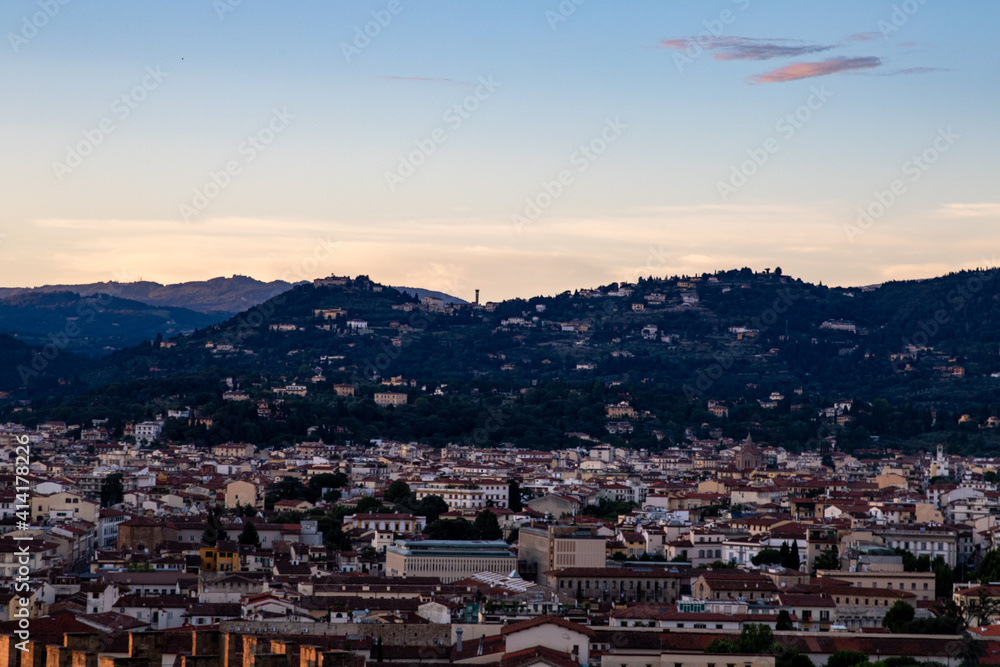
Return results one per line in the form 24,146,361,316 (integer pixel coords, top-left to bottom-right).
875,66,948,76
748,56,881,84
381,75,472,86
846,32,882,42
932,203,1000,219
658,36,835,61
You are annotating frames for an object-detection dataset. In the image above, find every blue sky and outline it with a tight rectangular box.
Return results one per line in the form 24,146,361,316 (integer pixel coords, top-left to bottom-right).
1,0,997,300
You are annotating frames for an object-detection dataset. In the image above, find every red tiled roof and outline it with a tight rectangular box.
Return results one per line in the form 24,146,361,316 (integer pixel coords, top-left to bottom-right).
501,614,596,638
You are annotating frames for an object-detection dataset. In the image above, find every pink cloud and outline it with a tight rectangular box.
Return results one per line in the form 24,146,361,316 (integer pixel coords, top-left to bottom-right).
658,36,834,61
879,66,948,75
846,32,882,42
748,56,882,83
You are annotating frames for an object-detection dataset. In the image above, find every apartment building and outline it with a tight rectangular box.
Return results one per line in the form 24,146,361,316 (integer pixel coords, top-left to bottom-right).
415,479,509,509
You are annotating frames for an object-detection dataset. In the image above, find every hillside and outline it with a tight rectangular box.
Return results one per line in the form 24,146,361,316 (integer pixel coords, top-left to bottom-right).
0,275,296,313
0,291,223,356
3,269,1000,454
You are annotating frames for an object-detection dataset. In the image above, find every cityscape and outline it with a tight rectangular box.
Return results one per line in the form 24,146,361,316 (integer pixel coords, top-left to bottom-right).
2,3,999,667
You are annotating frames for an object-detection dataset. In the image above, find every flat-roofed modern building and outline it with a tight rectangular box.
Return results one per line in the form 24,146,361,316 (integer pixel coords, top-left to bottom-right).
385,540,517,583
518,523,607,586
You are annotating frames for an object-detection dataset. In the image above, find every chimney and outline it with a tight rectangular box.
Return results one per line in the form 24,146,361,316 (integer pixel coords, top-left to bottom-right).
475,289,480,305
456,628,463,653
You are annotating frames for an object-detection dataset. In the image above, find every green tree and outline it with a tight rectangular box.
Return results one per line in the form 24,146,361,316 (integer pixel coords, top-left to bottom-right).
508,480,523,512
812,546,839,574
355,495,387,514
100,472,125,507
238,521,261,547
895,547,931,572
882,600,915,632
706,624,778,655
201,505,225,547
977,549,1000,583
704,638,739,654
965,587,1000,626
308,473,346,502
752,549,783,566
826,650,869,667
474,510,503,540
416,495,449,523
737,623,776,654
384,480,412,505
424,518,477,540
782,541,801,571
234,503,257,518
775,609,794,631
932,556,954,599
775,649,812,667
266,477,309,509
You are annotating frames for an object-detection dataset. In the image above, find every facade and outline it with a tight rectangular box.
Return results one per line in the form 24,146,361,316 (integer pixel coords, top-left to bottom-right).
117,517,177,551
384,539,517,583
374,392,408,407
343,513,426,533
816,570,936,602
548,567,683,604
414,479,509,509
224,480,260,509
134,420,165,444
872,524,972,569
518,524,607,586
200,541,240,573
212,443,256,458
32,493,98,524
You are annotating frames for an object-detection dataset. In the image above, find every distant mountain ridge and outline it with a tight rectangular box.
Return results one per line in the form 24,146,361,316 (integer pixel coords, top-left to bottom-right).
0,291,223,356
392,286,468,305
0,275,296,314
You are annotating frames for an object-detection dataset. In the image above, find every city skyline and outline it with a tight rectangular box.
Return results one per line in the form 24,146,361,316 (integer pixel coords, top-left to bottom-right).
2,0,997,301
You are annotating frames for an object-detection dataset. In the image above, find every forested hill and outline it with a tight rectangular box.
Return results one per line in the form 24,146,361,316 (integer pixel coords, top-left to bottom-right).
0,275,295,314
3,268,1000,454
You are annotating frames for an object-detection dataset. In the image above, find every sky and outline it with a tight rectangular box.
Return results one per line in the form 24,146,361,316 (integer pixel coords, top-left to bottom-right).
1,0,998,302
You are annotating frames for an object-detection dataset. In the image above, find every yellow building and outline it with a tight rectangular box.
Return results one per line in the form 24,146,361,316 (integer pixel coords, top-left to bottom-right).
200,541,239,573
